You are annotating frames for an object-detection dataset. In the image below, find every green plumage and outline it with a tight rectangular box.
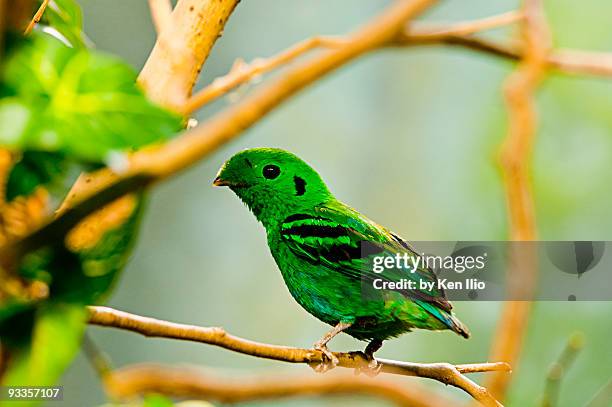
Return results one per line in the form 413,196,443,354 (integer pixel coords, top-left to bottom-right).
214,148,469,355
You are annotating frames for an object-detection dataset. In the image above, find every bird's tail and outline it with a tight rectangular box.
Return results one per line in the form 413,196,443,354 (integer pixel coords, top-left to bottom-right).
416,300,471,338
448,314,470,339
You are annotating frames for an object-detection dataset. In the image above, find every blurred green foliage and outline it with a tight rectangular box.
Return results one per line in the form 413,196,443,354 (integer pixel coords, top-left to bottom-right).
0,2,181,405
42,0,89,48
0,29,181,163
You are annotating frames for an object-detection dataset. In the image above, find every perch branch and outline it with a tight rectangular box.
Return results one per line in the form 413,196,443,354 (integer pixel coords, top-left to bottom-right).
105,364,443,407
541,333,584,407
485,0,551,401
183,36,348,113
147,0,173,34
24,0,47,34
0,0,439,263
88,306,509,407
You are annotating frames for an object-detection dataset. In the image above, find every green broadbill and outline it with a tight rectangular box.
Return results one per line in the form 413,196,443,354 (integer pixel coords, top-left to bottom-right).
214,148,469,368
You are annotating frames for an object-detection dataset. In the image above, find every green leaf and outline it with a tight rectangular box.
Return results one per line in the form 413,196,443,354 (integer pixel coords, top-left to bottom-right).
48,0,82,29
2,303,86,406
0,98,35,146
37,0,89,48
6,151,68,200
1,31,183,163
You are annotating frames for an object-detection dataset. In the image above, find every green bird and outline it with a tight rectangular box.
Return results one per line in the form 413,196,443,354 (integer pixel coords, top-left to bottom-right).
214,148,469,369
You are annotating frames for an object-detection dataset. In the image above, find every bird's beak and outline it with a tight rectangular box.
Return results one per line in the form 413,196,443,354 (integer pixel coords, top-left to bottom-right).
213,176,230,187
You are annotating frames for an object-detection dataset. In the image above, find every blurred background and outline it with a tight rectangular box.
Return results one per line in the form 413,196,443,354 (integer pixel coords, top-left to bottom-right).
60,0,611,405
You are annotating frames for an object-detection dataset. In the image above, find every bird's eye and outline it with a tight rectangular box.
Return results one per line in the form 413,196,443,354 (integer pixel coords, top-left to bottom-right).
262,164,281,180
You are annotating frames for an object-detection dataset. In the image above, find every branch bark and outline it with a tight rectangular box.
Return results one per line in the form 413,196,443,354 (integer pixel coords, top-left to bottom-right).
147,0,173,34
88,306,509,407
23,0,47,34
105,364,443,407
138,0,240,110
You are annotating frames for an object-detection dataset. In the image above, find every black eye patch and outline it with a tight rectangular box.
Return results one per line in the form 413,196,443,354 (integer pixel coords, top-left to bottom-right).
293,176,306,196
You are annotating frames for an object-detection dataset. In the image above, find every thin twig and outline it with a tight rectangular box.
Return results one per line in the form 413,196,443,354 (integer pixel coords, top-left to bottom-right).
541,333,584,407
397,17,612,77
406,10,523,39
82,334,113,379
87,306,508,407
183,36,348,113
485,0,551,402
147,0,173,34
105,364,443,407
24,0,48,34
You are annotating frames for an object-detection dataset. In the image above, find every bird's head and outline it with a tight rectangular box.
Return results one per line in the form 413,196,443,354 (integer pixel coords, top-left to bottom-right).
214,148,332,226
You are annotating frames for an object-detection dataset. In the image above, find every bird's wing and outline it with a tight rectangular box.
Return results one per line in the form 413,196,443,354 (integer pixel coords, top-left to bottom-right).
279,201,451,312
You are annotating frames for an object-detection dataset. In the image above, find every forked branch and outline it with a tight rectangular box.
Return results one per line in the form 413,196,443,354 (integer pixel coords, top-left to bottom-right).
183,36,348,113
147,0,173,34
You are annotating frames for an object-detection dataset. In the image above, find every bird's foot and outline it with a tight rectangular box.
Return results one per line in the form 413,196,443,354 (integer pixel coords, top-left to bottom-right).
353,351,382,377
310,343,339,373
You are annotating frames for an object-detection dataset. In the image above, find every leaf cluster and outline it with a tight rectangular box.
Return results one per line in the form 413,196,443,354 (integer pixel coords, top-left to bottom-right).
0,2,182,403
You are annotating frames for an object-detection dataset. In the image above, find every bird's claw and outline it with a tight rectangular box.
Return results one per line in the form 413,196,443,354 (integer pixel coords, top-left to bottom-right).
353,351,382,377
310,343,339,373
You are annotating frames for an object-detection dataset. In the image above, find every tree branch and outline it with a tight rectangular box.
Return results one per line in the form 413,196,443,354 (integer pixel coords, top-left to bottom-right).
138,0,241,110
23,0,47,34
183,36,348,114
406,10,523,40
397,15,612,77
0,0,439,264
485,0,551,401
45,0,242,260
105,364,444,407
147,0,173,34
177,9,612,117
182,11,523,115
88,306,509,407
